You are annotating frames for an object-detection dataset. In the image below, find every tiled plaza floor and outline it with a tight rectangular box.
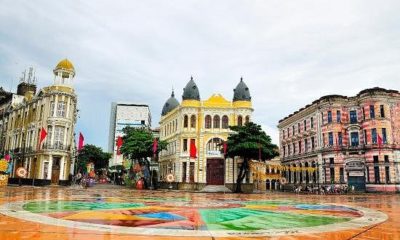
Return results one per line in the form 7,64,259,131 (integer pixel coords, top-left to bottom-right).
0,185,398,240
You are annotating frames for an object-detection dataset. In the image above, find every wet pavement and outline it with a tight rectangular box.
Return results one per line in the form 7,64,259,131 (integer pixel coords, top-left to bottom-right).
0,185,398,240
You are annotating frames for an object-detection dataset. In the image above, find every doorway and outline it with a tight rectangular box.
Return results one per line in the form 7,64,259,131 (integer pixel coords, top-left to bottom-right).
206,159,224,185
51,157,61,184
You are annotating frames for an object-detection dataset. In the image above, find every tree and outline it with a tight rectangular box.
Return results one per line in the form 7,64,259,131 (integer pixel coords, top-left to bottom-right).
226,122,279,193
120,127,167,188
77,144,111,173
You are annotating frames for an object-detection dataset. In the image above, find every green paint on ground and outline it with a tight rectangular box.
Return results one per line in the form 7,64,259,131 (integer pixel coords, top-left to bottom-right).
23,201,144,213
200,208,350,231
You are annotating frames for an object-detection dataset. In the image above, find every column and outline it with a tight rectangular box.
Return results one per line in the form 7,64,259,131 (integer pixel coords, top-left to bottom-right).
47,155,53,180
59,156,65,180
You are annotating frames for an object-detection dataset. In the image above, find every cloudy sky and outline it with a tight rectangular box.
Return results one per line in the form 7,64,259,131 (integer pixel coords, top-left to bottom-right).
1,0,400,150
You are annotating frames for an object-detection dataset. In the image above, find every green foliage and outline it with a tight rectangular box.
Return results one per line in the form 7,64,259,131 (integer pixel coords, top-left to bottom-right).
226,122,279,193
77,144,112,172
226,122,279,160
120,127,167,161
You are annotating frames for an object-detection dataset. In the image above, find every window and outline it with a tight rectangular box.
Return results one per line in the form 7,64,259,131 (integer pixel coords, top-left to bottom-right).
298,141,301,153
366,167,370,183
330,167,335,183
351,132,359,146
311,117,314,128
282,130,285,139
322,133,325,146
382,128,387,143
205,115,212,129
182,162,187,182
372,128,377,144
370,105,375,119
190,115,196,128
364,130,368,144
213,115,220,128
340,167,344,183
373,155,380,183
304,139,308,152
206,138,223,152
384,155,389,163
329,158,334,164
54,126,65,148
283,146,286,157
50,101,55,117
237,116,243,126
287,128,290,138
298,123,301,133
184,115,188,128
292,125,295,135
245,116,250,124
293,143,296,154
328,132,333,146
380,105,385,118
311,137,315,150
57,101,66,117
337,110,341,123
350,110,357,124
327,111,332,123
222,115,229,129
304,120,307,131
288,145,291,155
338,132,342,145
385,166,390,183
183,139,188,152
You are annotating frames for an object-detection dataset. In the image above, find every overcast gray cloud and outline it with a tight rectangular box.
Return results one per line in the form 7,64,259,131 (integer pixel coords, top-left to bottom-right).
1,0,400,149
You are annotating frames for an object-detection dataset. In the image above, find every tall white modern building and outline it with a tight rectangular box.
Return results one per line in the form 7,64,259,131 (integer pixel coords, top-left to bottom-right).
108,103,151,166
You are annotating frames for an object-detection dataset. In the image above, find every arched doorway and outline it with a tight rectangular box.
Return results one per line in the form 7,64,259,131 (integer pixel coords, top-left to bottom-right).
206,138,225,185
266,180,270,190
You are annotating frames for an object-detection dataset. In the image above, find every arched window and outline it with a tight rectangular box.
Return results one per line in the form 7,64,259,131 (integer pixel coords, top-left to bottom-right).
183,115,188,128
245,115,250,124
222,115,229,129
175,119,178,131
213,115,220,128
206,137,224,152
205,115,212,129
238,115,243,126
190,115,196,128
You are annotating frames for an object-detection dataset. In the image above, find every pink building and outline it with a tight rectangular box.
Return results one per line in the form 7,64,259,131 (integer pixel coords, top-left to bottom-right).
278,87,400,192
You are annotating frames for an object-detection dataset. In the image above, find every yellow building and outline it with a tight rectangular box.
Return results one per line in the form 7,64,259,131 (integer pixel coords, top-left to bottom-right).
159,77,253,190
0,59,77,185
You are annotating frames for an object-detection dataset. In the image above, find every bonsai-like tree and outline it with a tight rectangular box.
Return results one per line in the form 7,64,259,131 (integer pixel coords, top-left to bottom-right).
226,122,279,193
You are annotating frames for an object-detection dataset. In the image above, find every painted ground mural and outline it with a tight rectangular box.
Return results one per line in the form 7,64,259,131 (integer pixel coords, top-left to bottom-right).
1,194,387,237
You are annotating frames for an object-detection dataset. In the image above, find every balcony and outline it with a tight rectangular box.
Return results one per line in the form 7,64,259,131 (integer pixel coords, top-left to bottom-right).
42,143,71,151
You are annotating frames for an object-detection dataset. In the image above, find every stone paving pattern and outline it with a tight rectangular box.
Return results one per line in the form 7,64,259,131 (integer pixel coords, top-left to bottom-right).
0,186,398,239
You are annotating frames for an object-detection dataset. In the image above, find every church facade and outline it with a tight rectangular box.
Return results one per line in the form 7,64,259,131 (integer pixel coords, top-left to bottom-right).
158,77,253,189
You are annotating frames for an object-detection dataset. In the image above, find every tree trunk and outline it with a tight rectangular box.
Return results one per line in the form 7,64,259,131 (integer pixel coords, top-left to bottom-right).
235,158,249,193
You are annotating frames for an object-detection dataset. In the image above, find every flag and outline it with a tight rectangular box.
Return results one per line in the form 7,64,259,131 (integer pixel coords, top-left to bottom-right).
190,139,197,158
39,127,47,144
223,141,227,156
78,132,84,151
152,138,158,154
116,136,123,155
377,134,383,155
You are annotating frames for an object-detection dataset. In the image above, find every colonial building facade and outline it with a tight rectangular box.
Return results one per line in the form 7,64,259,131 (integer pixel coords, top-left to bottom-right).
0,59,78,185
159,77,253,190
278,87,400,192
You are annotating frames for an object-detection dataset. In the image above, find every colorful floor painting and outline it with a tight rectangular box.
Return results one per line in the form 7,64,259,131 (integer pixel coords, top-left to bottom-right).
0,194,387,237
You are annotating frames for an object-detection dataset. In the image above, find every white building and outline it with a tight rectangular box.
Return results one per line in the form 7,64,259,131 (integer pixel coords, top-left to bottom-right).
108,103,151,166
